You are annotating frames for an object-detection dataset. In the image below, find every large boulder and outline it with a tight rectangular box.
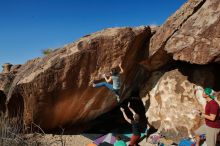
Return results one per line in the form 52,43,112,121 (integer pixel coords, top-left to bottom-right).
142,69,206,142
6,27,151,130
148,0,220,65
141,0,205,70
165,0,220,64
149,0,205,55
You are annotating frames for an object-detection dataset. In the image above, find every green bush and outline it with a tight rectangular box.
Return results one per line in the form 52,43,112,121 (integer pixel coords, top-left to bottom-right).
42,48,53,56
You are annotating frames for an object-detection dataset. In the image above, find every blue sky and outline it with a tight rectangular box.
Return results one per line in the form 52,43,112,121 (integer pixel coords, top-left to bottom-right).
0,0,187,71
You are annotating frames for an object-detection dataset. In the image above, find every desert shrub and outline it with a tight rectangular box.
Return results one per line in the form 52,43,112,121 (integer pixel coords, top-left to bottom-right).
0,112,24,146
0,113,66,146
42,48,54,56
0,112,40,146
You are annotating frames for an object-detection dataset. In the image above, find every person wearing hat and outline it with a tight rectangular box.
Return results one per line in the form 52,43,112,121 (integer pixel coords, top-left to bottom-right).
194,88,220,146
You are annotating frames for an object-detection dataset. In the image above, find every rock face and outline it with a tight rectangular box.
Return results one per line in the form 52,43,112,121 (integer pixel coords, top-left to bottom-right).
6,27,151,130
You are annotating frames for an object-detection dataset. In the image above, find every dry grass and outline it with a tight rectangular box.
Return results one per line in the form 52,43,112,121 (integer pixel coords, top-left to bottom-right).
0,112,67,146
0,111,100,146
0,112,34,146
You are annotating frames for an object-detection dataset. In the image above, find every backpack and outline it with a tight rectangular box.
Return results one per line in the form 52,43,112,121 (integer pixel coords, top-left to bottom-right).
178,139,195,146
148,133,162,144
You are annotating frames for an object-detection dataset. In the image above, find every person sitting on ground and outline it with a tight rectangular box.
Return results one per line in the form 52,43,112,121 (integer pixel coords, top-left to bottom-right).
194,87,220,146
120,102,141,146
114,135,127,146
92,63,124,102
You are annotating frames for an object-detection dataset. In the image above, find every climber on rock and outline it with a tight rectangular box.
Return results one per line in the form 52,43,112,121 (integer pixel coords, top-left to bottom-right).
120,102,141,146
91,63,124,102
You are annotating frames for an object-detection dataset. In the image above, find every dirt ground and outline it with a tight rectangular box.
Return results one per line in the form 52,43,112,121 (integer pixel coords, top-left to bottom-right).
22,133,155,146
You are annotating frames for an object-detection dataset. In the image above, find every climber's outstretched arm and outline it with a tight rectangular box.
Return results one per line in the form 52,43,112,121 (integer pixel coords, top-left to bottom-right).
128,102,136,116
120,107,131,124
119,63,124,74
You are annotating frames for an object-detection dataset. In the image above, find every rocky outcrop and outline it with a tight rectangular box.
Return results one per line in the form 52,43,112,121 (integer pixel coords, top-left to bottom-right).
6,27,152,130
0,64,21,93
3,0,220,142
2,63,13,74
